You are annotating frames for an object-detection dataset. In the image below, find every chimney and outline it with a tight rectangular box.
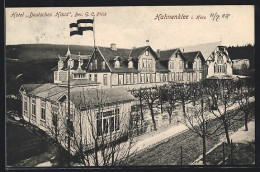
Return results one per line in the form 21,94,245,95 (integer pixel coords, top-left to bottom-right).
111,43,117,51
157,49,161,57
183,49,184,52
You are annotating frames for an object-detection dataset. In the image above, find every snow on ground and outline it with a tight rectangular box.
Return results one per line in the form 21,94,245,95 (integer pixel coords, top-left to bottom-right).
191,120,255,165
131,123,188,154
229,121,255,143
36,161,52,167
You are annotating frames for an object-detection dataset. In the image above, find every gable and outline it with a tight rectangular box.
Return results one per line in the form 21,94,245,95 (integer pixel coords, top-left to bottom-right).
86,47,111,72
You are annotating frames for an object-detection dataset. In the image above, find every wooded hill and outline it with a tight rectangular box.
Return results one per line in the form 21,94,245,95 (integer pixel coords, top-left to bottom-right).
6,44,94,62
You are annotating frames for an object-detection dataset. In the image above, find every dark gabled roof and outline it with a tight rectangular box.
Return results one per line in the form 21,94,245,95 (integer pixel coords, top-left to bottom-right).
67,87,136,109
96,47,138,73
98,47,131,61
183,51,199,62
130,46,159,61
158,49,179,61
156,60,170,73
129,46,149,60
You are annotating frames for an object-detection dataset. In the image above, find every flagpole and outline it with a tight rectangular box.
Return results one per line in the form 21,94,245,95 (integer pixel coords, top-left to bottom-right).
93,16,96,49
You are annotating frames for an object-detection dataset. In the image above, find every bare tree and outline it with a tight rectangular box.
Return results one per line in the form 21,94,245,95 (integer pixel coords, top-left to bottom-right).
204,79,237,144
131,88,145,122
175,83,191,117
142,87,160,131
234,78,255,131
164,84,178,124
181,83,222,165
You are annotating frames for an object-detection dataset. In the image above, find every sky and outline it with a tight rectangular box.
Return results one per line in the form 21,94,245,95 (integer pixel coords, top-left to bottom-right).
5,5,254,50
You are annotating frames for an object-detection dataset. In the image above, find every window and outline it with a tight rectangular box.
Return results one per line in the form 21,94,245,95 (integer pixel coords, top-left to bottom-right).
52,105,58,127
199,72,202,80
103,74,107,86
134,74,138,84
31,98,36,122
194,73,197,81
151,74,156,83
164,74,167,82
146,73,151,83
148,59,152,68
118,74,124,85
172,73,175,81
90,62,93,70
23,96,28,117
115,60,120,68
126,74,131,84
187,73,190,81
169,61,174,69
54,71,58,81
59,71,62,81
94,59,98,69
179,60,183,69
180,73,183,81
178,72,182,81
96,108,120,136
142,59,147,68
140,74,145,83
41,100,46,121
199,61,202,69
145,50,149,56
67,120,74,137
160,74,163,82
89,74,92,81
102,61,106,70
217,56,224,64
128,61,133,68
94,74,97,82
176,72,179,81
214,63,217,73
61,71,67,81
194,62,197,69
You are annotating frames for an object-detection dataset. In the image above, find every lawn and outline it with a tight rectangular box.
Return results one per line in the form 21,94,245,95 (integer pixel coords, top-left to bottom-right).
205,142,255,165
125,102,255,166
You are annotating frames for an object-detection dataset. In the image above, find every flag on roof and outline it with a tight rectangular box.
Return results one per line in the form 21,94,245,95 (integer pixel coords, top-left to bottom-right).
77,19,94,31
70,23,83,36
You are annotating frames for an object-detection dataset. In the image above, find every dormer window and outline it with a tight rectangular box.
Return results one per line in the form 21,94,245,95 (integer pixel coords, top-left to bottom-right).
94,59,97,69
68,59,74,68
193,61,197,69
128,60,133,68
58,60,64,70
145,50,149,56
78,58,82,69
115,60,120,68
90,62,93,70
102,61,106,70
